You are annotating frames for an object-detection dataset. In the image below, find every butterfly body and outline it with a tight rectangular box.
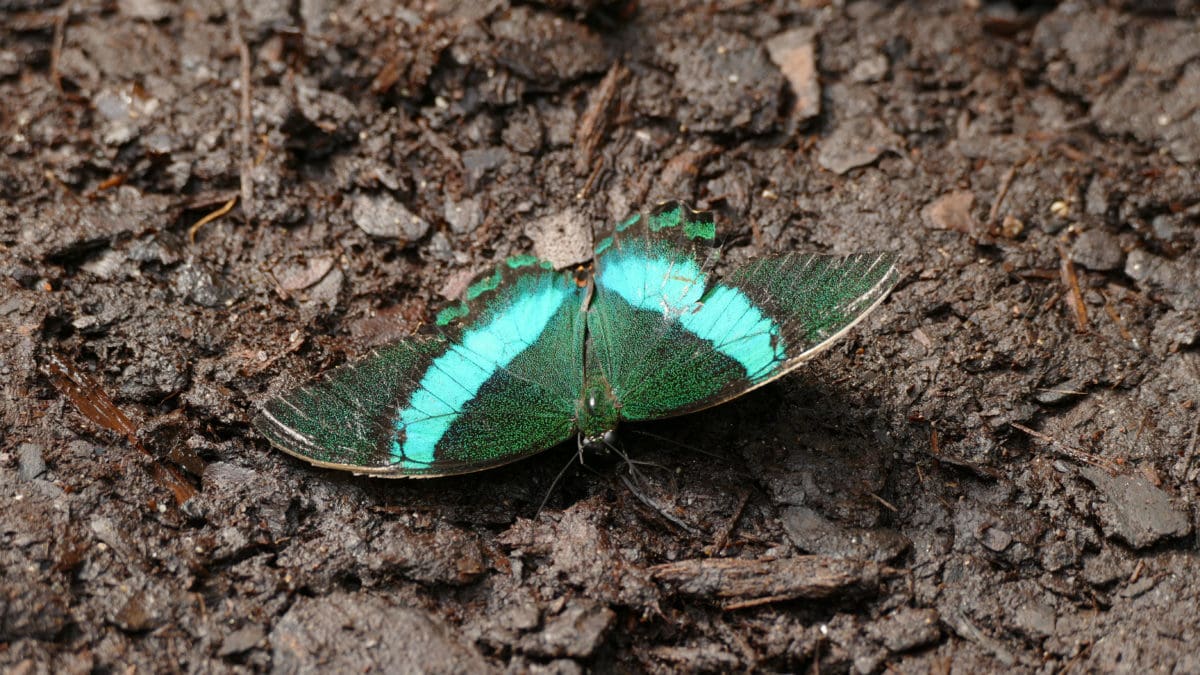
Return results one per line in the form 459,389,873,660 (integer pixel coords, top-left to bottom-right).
254,202,900,477
575,369,622,447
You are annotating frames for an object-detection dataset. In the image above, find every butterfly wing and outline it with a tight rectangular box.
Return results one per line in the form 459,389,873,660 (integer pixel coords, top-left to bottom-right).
254,257,586,477
586,202,899,422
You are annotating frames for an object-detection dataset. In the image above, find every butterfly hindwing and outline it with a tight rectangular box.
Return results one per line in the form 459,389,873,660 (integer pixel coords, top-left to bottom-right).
254,256,586,477
588,202,900,421
587,202,743,420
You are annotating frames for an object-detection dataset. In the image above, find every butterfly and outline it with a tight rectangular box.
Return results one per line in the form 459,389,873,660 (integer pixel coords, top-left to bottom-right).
254,201,900,477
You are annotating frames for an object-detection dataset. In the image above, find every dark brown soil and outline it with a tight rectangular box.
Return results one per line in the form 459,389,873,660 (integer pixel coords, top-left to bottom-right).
3,1,1199,672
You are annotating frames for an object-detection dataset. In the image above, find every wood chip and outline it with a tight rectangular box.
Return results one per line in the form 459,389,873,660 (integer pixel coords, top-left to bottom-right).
651,556,881,609
44,353,198,504
575,62,627,175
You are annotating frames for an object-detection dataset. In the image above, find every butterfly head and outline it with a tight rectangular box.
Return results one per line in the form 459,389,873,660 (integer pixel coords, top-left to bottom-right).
581,428,618,453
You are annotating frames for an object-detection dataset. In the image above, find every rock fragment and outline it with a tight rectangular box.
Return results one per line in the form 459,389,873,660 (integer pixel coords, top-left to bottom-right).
818,116,903,174
1080,466,1191,549
526,208,592,269
766,27,821,122
868,607,942,653
922,190,979,235
519,601,614,659
1070,229,1124,271
271,593,490,674
781,506,910,563
351,192,430,241
17,443,47,481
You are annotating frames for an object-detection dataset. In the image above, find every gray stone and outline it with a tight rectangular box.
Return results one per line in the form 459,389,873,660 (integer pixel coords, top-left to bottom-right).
850,53,889,83
766,28,821,121
173,261,227,307
922,190,979,235
868,607,942,653
502,106,543,154
271,592,491,674
666,30,785,134
444,196,484,235
218,625,265,656
1070,229,1124,271
519,600,614,659
1125,249,1200,311
1080,466,1191,549
977,524,1013,552
781,506,910,563
351,192,430,241
17,443,46,481
818,116,903,174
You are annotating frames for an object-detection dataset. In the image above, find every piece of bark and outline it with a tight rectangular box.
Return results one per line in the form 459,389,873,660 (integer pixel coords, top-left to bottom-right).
575,63,627,174
651,555,881,609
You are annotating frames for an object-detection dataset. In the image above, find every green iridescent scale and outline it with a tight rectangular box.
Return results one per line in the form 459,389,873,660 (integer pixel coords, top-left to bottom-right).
253,201,900,477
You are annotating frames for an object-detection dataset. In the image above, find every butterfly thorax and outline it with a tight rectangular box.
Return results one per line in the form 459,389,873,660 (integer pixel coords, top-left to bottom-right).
576,372,620,447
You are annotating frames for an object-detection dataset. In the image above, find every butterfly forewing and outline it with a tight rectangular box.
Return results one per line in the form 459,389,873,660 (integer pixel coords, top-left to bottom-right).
255,337,446,471
587,202,746,420
254,257,586,477
726,251,899,370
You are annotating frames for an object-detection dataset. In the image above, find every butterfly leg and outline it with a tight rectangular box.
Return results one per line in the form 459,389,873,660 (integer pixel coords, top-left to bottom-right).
619,474,701,536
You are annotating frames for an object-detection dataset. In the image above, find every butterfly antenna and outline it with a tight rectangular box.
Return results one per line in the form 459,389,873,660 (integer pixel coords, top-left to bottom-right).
536,449,582,518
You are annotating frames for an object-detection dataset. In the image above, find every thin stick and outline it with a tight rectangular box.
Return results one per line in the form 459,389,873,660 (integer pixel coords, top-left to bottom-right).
230,6,255,220
44,354,198,504
723,593,797,611
1011,422,1119,474
188,196,238,244
1099,289,1133,343
712,491,750,552
1183,417,1199,485
576,156,605,201
50,3,71,91
868,492,898,513
987,161,1021,226
575,62,627,174
1057,244,1089,332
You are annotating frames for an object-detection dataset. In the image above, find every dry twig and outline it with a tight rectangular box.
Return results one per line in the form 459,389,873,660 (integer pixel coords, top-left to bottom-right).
44,354,198,504
1057,244,1089,332
189,196,238,244
575,63,628,175
1010,422,1119,474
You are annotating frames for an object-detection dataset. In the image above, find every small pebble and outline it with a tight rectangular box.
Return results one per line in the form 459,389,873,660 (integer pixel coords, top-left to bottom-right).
18,443,47,481
1070,229,1124,271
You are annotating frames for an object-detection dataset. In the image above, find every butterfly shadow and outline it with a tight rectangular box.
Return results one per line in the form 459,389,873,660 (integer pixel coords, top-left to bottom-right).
266,373,902,540
601,373,905,537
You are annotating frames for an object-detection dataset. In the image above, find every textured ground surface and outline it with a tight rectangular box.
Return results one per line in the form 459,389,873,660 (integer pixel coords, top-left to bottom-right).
3,0,1200,672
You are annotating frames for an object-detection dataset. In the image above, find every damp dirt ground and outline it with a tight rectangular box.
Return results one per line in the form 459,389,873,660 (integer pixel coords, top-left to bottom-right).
3,1,1200,673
